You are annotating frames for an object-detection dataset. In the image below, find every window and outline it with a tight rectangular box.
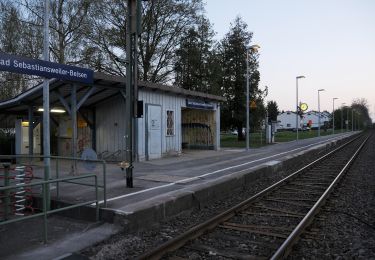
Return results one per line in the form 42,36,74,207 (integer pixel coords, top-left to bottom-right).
166,110,174,136
287,124,291,127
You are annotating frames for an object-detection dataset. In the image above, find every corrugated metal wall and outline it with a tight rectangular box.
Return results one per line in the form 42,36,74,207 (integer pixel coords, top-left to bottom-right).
95,90,219,161
95,95,126,160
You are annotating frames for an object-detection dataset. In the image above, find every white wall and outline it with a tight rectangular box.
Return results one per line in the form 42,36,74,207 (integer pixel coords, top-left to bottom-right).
277,112,298,130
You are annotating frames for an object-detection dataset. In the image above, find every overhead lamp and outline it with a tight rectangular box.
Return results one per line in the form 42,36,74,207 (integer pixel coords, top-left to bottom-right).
37,108,66,113
248,44,260,52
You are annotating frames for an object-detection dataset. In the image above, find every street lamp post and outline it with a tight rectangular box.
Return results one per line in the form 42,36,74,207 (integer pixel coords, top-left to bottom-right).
296,76,305,141
318,89,325,137
346,106,349,132
246,44,260,151
341,103,346,133
352,108,354,132
332,98,338,134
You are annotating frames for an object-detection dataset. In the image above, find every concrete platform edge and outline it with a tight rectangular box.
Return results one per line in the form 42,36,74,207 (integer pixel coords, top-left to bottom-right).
111,137,345,232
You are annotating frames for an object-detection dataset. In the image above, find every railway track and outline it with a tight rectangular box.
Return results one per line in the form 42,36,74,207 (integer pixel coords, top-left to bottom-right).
136,133,370,260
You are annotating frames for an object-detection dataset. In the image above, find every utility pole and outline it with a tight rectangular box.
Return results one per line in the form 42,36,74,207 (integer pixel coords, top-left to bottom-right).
351,109,354,131
318,89,324,137
296,76,305,140
245,45,260,151
43,0,51,210
346,106,349,132
125,0,141,188
332,98,338,135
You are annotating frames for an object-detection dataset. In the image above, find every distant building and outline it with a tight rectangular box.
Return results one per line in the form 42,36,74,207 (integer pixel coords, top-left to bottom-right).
303,111,331,129
277,110,331,130
277,111,298,130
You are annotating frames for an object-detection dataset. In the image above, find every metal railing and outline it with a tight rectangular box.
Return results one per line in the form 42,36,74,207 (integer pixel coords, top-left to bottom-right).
0,154,107,243
0,154,107,207
51,155,107,207
0,173,99,243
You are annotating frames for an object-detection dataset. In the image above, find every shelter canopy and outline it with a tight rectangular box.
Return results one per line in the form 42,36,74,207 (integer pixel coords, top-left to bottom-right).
0,72,225,116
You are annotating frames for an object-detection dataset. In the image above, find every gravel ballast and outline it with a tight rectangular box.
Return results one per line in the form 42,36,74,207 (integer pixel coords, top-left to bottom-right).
288,132,375,259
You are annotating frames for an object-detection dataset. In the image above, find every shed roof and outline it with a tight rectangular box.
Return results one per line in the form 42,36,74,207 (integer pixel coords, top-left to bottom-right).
0,72,225,115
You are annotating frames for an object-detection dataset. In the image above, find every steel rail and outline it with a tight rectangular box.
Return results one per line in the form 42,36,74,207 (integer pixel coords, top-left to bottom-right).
136,133,363,260
271,133,370,259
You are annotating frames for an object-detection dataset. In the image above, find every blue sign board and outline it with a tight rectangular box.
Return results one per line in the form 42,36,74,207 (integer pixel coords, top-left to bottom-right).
186,99,214,110
0,53,94,84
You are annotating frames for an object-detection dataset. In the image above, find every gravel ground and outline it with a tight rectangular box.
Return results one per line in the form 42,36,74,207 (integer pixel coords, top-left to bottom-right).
81,142,342,260
288,132,375,259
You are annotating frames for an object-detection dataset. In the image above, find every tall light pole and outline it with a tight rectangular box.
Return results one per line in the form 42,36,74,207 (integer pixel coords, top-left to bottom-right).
318,89,325,137
246,44,260,151
332,98,338,134
351,109,354,131
341,103,346,133
43,0,51,211
296,76,305,141
346,106,349,132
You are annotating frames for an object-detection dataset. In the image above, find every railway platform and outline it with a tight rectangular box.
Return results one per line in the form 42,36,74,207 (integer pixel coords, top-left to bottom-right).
0,132,358,259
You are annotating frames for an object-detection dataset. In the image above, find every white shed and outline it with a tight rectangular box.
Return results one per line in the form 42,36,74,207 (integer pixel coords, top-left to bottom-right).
95,82,224,161
0,73,225,162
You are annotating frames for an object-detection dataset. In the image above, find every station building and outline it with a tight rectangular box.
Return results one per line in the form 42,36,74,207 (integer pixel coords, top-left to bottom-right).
0,72,225,161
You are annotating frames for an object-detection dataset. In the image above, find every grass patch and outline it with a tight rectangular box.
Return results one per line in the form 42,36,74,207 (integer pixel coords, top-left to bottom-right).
221,132,266,148
274,129,333,142
221,129,350,148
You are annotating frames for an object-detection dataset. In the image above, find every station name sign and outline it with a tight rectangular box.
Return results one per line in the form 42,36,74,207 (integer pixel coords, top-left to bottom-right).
0,53,93,84
186,99,214,110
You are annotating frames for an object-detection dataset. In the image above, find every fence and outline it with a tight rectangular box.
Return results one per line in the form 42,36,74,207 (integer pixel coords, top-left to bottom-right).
0,154,107,243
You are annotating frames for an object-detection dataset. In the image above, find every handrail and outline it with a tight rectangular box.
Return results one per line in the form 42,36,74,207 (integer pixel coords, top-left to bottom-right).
0,173,99,243
0,154,105,163
0,154,107,206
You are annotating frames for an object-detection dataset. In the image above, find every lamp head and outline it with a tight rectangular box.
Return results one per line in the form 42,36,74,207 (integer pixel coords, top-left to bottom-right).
248,44,260,52
296,75,305,79
318,89,325,92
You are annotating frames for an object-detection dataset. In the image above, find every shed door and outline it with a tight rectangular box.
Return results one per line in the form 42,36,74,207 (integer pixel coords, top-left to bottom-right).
146,104,162,160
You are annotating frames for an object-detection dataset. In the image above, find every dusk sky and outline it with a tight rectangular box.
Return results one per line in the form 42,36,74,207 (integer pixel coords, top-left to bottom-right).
204,0,375,120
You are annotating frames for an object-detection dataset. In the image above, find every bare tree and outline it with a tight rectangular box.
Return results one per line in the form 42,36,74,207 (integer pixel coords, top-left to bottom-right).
0,0,95,99
0,2,35,100
11,0,93,65
86,0,204,81
86,0,128,76
139,0,203,83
